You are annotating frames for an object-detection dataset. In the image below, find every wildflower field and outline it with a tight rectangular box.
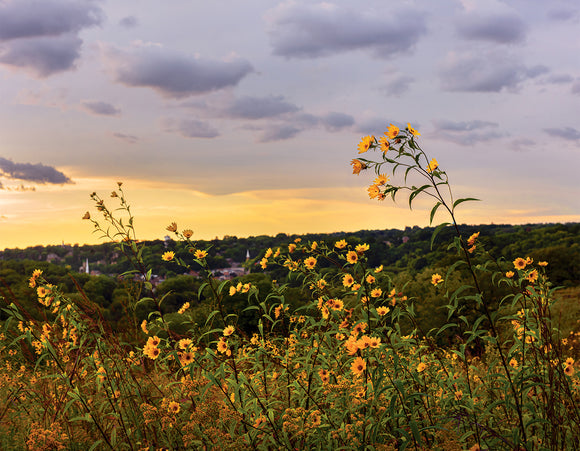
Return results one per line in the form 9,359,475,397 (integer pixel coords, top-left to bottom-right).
1,125,579,450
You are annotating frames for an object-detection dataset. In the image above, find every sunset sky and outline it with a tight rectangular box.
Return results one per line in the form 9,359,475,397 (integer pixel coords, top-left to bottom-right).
1,0,579,250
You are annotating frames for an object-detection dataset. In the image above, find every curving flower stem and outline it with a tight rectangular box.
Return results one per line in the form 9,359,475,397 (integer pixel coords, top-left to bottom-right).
426,169,529,446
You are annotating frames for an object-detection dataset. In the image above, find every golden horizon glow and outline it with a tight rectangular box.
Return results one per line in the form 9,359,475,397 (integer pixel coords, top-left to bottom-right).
1,176,578,250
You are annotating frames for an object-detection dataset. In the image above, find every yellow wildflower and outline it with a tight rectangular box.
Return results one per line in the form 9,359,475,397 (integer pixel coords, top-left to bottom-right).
351,356,366,376
378,136,389,152
467,232,480,246
513,257,527,270
343,274,355,287
426,158,439,173
407,123,420,136
431,273,444,286
162,251,175,261
376,306,390,316
335,239,347,249
346,251,358,264
355,243,370,253
373,174,389,186
304,256,317,270
357,135,374,154
351,158,366,175
367,184,381,199
194,249,208,259
166,222,178,232
223,325,235,336
182,229,194,239
386,124,399,139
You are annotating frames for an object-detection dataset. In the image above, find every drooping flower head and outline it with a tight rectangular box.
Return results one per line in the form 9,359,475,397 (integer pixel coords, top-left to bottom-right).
378,136,389,152
407,123,421,136
350,158,367,175
367,184,381,199
357,135,375,154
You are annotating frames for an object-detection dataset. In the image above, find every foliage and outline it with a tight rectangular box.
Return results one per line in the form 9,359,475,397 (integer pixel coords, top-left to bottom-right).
1,126,579,450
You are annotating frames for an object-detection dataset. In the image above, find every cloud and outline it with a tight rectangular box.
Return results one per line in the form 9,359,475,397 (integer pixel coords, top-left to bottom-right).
547,7,580,22
320,112,354,131
163,118,220,138
258,124,301,142
104,45,254,98
224,95,300,119
433,119,499,132
0,0,103,77
265,2,426,59
0,157,72,184
112,132,138,144
544,126,580,141
355,118,395,135
509,138,536,152
572,80,580,95
0,183,36,192
455,12,527,44
0,34,83,77
432,119,501,145
439,51,547,92
543,73,574,84
81,100,121,116
119,16,138,28
383,74,415,96
0,0,103,41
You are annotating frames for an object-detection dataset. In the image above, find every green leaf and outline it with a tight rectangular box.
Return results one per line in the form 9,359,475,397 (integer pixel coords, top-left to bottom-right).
430,222,450,250
429,202,442,225
452,197,480,210
408,184,431,210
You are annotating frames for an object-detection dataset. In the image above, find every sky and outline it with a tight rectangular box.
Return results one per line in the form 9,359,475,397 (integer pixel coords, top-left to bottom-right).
0,0,579,250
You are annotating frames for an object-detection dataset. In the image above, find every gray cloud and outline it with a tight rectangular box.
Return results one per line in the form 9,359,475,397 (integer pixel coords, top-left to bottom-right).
572,80,580,95
433,119,499,132
547,7,580,22
112,132,138,144
544,127,580,141
0,0,103,41
510,138,536,152
225,95,300,119
119,16,138,28
258,124,301,142
355,118,395,135
320,112,354,131
0,34,82,77
543,73,574,84
105,46,254,98
456,12,527,44
383,75,415,96
164,118,220,138
432,119,502,145
81,100,121,116
0,157,72,184
266,3,426,59
439,51,545,92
